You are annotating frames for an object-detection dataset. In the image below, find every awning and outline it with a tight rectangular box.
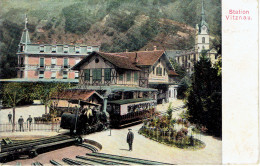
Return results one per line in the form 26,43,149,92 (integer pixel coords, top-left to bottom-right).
72,85,158,92
108,98,155,105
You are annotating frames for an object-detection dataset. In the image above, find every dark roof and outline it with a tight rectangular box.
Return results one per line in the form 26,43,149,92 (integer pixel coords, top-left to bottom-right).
108,98,155,105
72,50,165,71
72,85,158,92
109,50,165,66
51,90,103,101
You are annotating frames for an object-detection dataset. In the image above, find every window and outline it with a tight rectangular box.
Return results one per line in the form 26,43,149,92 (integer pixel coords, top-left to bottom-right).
51,72,56,79
193,54,196,61
20,57,24,67
40,45,44,52
163,68,166,76
75,46,80,53
202,37,205,43
104,68,111,81
119,73,123,81
39,71,44,79
64,45,69,53
40,58,44,67
87,46,92,53
156,67,162,76
75,71,79,79
51,58,56,67
63,71,68,79
153,66,155,74
52,45,57,52
20,46,24,52
93,69,102,81
134,72,138,82
202,46,205,50
64,58,69,68
95,58,99,63
215,54,218,59
127,71,131,81
84,69,90,81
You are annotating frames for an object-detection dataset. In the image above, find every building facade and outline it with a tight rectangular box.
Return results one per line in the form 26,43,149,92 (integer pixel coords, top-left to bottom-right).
72,49,179,103
16,16,99,81
166,0,220,74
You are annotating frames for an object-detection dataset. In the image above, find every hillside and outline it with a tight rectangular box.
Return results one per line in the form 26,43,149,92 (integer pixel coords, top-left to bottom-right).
0,0,221,78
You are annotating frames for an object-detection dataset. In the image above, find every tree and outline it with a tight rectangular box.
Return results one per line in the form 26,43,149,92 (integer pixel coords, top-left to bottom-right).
3,83,28,131
186,51,222,137
33,83,70,114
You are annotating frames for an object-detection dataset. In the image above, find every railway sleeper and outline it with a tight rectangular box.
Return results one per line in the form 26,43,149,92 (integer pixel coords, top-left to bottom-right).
76,155,128,165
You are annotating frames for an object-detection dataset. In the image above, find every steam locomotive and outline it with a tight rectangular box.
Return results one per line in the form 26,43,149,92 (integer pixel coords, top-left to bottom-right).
60,109,109,135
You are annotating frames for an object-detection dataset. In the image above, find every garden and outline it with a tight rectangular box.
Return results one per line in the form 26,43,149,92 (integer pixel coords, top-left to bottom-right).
138,104,206,150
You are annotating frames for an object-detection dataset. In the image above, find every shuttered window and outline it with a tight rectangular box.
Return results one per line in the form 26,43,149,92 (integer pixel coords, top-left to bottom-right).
134,72,138,82
93,69,102,81
156,67,162,76
63,71,68,79
39,71,44,79
104,68,111,81
127,71,131,81
64,58,68,68
40,58,44,67
84,69,90,81
119,73,123,81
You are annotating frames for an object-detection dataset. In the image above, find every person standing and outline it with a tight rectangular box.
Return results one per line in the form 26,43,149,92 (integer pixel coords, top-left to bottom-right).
127,129,134,151
8,112,12,123
18,116,24,132
27,115,33,131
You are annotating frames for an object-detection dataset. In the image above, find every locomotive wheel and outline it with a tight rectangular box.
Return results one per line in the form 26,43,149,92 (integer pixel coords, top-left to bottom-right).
29,150,38,158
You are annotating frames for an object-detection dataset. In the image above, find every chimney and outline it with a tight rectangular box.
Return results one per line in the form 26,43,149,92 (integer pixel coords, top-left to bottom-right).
126,49,128,52
153,46,157,51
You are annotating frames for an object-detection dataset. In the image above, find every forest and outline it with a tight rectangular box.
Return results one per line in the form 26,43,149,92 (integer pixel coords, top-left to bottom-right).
0,0,221,78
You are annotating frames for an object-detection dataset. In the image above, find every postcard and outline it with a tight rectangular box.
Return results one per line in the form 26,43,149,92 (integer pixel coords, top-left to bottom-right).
0,0,258,165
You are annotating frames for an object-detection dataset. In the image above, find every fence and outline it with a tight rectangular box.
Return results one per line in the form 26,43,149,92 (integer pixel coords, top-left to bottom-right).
0,122,61,132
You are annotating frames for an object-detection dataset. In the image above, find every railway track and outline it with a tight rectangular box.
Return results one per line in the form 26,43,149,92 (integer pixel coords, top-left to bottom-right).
0,134,81,162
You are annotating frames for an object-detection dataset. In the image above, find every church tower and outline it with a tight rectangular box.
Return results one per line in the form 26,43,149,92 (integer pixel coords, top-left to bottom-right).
195,0,209,53
18,14,31,53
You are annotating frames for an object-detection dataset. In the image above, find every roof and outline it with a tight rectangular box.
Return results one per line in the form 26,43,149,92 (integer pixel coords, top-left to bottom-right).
17,44,99,55
108,98,155,105
164,50,182,59
109,50,165,66
51,90,103,101
73,85,158,92
0,78,78,83
72,50,165,71
168,70,179,76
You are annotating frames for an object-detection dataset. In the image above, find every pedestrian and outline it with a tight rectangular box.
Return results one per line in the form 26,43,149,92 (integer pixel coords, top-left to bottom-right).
27,115,33,131
8,112,12,123
18,116,24,132
127,129,134,151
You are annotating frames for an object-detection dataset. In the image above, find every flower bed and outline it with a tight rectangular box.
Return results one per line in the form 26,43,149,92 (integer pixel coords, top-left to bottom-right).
139,105,205,150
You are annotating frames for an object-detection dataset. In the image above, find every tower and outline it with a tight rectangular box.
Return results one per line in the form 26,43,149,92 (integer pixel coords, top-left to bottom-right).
18,14,31,53
195,0,209,53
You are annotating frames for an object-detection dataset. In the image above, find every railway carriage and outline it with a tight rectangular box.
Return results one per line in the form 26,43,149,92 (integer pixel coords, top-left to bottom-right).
107,98,156,127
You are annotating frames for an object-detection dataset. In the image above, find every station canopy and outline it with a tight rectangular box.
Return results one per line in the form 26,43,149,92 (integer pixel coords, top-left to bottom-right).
108,98,155,105
73,85,157,92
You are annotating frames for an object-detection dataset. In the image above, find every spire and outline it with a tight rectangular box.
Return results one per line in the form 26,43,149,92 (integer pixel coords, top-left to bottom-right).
201,0,205,21
20,14,31,44
199,0,208,32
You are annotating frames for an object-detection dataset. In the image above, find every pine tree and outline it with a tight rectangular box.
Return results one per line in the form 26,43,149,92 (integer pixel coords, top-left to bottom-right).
186,51,222,137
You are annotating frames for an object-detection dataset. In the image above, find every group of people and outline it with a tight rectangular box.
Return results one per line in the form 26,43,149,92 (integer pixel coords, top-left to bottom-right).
8,112,33,132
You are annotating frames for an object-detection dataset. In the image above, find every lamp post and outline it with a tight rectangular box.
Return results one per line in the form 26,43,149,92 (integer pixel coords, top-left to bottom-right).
74,100,80,134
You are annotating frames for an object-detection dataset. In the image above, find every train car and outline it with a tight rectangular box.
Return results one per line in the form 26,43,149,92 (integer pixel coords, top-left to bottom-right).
107,98,157,127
